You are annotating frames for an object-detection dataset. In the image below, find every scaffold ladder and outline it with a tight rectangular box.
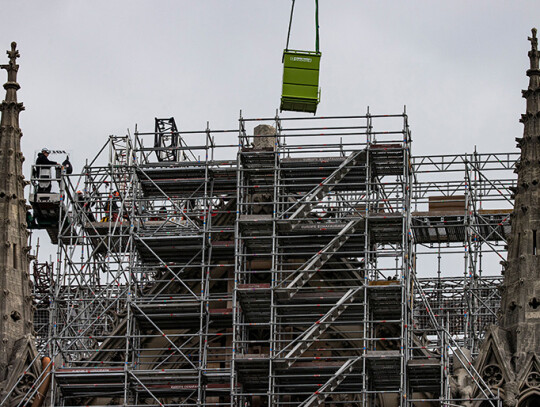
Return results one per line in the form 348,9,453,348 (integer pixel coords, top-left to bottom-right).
299,356,362,407
284,149,365,229
284,218,362,298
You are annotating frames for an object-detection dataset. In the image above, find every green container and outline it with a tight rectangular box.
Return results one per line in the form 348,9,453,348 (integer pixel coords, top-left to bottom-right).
280,50,321,114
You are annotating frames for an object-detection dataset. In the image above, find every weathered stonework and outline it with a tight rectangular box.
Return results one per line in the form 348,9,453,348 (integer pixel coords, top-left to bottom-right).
253,124,276,150
0,42,37,406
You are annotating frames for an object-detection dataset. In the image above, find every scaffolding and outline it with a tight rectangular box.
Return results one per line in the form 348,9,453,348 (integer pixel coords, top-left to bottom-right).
10,112,517,406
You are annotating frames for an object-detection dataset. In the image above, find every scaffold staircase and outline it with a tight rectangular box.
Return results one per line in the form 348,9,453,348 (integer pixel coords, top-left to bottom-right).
284,218,362,298
283,149,365,229
278,286,363,367
299,356,362,407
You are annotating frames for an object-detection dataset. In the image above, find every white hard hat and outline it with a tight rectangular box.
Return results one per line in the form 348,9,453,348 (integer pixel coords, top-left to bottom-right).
42,148,51,154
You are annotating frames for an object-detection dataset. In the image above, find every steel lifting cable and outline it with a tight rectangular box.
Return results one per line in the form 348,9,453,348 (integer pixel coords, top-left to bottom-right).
285,0,295,51
315,0,319,53
285,0,320,53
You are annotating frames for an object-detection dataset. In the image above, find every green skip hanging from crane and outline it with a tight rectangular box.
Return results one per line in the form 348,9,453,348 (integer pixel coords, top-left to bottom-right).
280,0,321,114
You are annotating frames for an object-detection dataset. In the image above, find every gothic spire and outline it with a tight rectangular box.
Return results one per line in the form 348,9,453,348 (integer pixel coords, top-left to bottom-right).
499,26,540,357
0,41,34,400
468,28,540,407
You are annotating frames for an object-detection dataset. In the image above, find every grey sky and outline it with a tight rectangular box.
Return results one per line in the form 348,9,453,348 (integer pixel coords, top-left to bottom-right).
0,1,537,161
1,1,537,272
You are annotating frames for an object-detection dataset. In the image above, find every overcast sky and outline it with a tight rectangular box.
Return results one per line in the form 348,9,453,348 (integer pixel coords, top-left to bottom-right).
1,1,538,272
1,1,538,161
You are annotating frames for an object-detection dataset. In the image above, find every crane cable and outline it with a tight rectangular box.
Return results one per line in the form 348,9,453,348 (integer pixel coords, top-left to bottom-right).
315,0,319,53
285,0,295,51
285,0,320,53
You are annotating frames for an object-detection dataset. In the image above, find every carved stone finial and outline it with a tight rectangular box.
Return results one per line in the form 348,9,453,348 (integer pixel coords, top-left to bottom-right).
0,42,19,75
0,42,23,114
529,28,538,51
528,28,540,71
6,42,19,67
529,28,538,50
